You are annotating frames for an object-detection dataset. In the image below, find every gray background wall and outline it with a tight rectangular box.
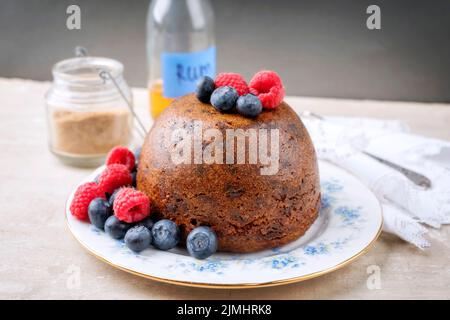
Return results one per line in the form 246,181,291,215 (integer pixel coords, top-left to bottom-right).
1,0,449,102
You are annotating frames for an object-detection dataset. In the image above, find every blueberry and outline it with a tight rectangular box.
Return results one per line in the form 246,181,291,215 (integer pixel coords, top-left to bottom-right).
196,76,216,103
186,226,218,260
124,226,152,252
151,219,180,250
88,198,112,229
108,188,122,207
236,94,262,118
135,217,154,232
104,215,132,239
210,86,238,112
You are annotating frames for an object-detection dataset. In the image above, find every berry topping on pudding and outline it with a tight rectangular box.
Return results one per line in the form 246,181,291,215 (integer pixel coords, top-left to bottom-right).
236,94,263,117
210,86,239,112
214,73,249,96
249,70,285,109
195,70,285,117
196,76,216,103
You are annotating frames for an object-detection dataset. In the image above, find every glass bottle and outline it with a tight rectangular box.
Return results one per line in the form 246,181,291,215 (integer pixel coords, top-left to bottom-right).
45,57,133,167
147,0,216,119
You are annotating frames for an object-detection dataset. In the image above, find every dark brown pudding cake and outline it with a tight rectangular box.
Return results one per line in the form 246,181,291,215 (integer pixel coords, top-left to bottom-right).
137,94,320,253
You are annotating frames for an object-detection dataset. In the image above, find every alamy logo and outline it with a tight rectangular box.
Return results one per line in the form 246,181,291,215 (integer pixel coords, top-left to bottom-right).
169,121,280,175
66,5,81,30
366,5,381,30
66,264,81,290
366,265,382,289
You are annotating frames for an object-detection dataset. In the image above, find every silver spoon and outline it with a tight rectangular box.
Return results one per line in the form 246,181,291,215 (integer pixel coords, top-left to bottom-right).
301,110,432,189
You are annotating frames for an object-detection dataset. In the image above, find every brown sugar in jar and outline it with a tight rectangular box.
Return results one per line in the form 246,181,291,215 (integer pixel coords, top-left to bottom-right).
50,108,132,155
46,57,133,167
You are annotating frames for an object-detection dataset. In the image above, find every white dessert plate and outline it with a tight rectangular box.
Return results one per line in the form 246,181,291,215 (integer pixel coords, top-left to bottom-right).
66,160,383,289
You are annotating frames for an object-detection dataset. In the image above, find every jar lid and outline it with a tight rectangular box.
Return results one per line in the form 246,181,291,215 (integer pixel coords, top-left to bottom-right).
48,56,131,105
52,56,124,86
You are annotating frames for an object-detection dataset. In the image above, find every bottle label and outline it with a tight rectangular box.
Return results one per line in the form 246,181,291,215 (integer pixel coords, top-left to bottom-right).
162,46,216,98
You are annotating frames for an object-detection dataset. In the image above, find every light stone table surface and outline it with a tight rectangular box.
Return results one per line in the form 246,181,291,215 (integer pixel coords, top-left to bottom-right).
0,78,449,300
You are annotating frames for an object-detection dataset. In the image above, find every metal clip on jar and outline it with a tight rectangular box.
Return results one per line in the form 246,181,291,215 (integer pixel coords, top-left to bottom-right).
46,57,133,167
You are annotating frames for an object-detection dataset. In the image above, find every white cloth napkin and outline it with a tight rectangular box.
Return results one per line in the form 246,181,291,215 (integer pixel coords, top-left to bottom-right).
302,116,450,249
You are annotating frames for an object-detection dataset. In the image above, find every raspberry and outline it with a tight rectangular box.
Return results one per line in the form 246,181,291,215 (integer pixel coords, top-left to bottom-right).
249,70,285,109
98,164,133,195
70,182,103,221
214,73,249,96
106,146,135,171
113,187,150,223
258,85,285,109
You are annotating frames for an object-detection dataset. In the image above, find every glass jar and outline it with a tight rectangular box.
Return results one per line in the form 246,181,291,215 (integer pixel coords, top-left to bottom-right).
45,57,133,167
